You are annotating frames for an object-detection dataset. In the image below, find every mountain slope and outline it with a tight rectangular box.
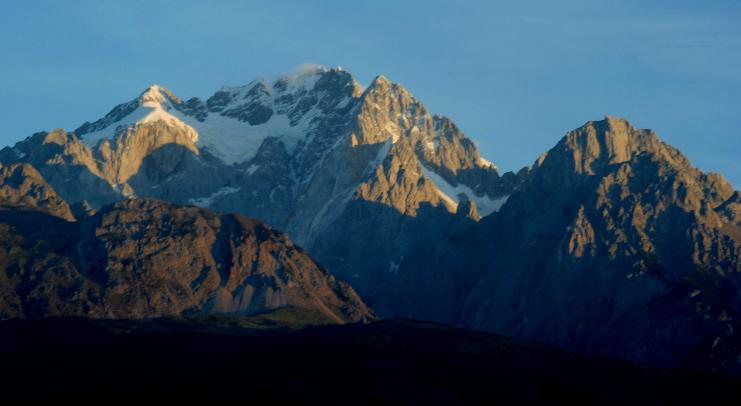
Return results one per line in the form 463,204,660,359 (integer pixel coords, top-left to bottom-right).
0,66,520,318
456,117,740,371
0,190,373,322
1,69,739,372
0,162,75,220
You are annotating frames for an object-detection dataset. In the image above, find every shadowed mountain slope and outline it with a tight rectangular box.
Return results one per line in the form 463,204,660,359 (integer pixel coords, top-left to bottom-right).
454,117,740,371
0,196,373,323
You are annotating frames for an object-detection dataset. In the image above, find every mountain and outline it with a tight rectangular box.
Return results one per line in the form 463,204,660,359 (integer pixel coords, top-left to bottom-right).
1,67,739,372
0,168,372,322
454,117,740,371
0,66,522,318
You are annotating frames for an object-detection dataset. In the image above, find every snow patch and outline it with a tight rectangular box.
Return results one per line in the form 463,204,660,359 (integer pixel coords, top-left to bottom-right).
81,86,199,148
335,96,352,109
194,107,320,165
187,186,240,208
421,164,509,217
365,139,392,175
385,256,404,274
78,71,329,165
245,164,260,175
190,68,329,165
477,157,497,170
81,94,320,166
385,121,400,143
269,186,282,203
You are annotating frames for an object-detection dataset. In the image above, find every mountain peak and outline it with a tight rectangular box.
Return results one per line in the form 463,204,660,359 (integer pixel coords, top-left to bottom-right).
549,116,664,174
138,84,182,108
363,75,417,103
139,84,166,104
603,114,631,126
590,115,639,137
369,75,391,88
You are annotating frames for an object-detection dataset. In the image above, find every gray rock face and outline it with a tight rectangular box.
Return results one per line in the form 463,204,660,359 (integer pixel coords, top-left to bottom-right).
453,117,740,371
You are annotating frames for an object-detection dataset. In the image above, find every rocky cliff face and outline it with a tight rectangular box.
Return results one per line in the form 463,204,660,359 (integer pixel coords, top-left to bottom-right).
0,162,74,221
0,191,373,322
454,117,740,371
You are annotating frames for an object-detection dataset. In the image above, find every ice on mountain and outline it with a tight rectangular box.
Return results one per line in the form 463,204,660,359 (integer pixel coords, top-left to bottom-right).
187,186,240,208
80,85,199,148
421,164,508,217
477,157,497,170
245,164,260,175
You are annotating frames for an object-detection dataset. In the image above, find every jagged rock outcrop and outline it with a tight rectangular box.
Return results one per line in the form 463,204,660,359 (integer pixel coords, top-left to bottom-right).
0,162,74,220
0,195,374,323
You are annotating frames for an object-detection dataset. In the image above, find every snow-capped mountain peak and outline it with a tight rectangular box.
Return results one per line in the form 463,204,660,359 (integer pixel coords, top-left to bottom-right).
193,66,360,164
139,84,174,106
214,65,330,103
77,84,196,147
276,64,328,91
40,67,510,218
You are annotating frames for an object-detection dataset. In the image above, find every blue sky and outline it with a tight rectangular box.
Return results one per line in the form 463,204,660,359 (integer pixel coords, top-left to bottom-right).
1,0,739,186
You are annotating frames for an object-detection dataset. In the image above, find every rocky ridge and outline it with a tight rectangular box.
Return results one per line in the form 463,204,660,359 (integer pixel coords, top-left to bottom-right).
0,168,373,322
0,66,519,318
0,162,75,220
457,117,741,371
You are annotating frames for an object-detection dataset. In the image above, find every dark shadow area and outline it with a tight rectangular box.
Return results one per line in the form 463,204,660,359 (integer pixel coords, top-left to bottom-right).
128,143,239,204
0,209,79,254
0,317,737,404
309,198,491,324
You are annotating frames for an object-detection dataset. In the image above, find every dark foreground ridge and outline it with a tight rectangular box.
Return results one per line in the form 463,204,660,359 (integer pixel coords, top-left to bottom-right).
0,315,737,403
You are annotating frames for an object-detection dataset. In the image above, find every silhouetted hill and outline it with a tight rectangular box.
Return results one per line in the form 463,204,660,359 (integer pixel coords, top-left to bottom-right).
0,316,737,403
